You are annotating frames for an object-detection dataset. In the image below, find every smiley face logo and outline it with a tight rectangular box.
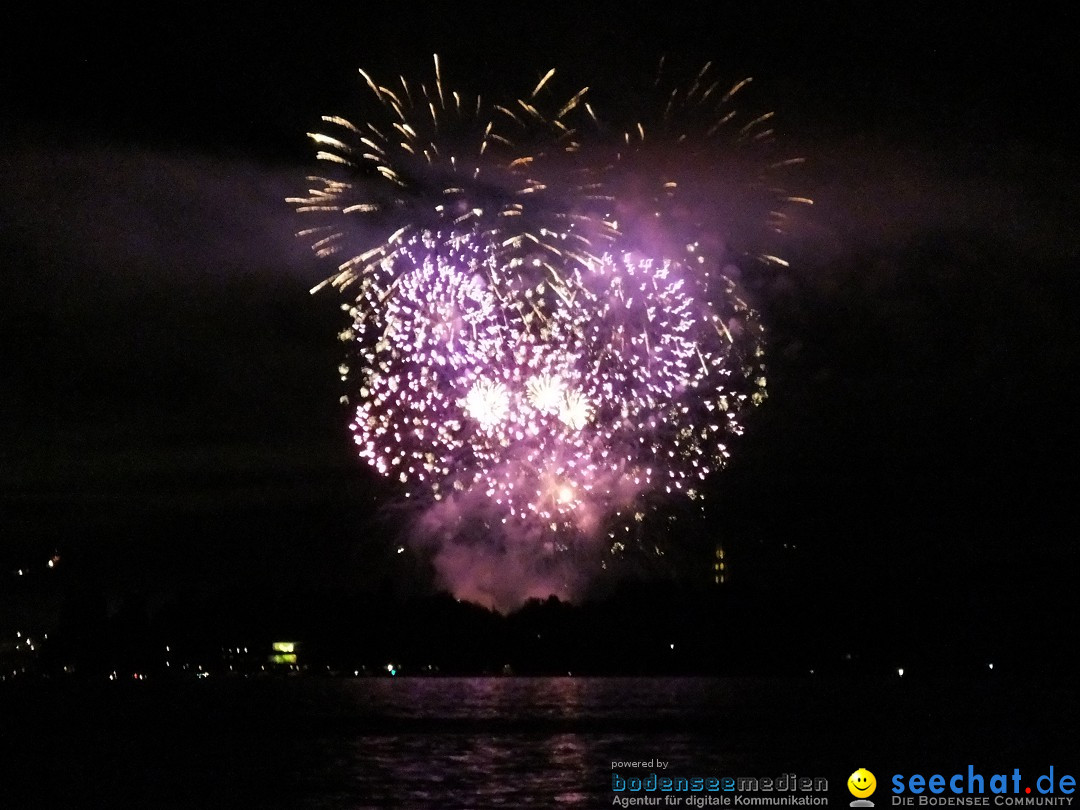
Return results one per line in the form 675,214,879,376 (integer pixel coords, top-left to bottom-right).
848,768,877,798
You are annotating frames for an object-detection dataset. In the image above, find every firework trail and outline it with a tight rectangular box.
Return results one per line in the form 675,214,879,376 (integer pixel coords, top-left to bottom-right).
288,56,614,293
292,56,802,610
593,58,812,270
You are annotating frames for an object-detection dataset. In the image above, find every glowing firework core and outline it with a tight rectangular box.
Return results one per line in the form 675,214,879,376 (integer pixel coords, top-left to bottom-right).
464,379,511,431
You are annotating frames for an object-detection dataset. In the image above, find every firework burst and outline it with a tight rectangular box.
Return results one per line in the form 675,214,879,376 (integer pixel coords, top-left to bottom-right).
591,58,812,270
287,55,615,295
338,231,764,585
295,58,800,609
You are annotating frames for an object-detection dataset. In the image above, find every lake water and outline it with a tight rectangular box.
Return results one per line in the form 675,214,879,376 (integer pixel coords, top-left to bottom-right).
1,675,1075,808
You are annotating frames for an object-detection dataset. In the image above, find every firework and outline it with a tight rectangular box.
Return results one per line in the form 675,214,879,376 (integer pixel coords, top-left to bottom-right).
295,57,798,609
592,58,812,270
340,231,764,543
287,55,615,295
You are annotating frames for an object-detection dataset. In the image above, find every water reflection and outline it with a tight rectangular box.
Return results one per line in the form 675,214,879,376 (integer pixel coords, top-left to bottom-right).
3,675,1067,808
297,677,745,808
299,673,1048,806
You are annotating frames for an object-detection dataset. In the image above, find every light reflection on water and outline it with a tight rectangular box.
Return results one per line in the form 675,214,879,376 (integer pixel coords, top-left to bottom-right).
273,674,1076,808
4,674,1070,808
287,677,798,808
334,731,595,808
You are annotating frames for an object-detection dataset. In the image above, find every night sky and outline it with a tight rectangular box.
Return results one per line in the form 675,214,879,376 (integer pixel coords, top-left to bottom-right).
2,3,1078,662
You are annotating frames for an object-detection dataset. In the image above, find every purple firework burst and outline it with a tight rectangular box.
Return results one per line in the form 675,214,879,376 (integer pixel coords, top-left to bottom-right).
341,231,765,548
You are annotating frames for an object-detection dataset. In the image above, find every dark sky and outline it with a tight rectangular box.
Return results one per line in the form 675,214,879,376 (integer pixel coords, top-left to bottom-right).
2,3,1078,644
3,3,1076,152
